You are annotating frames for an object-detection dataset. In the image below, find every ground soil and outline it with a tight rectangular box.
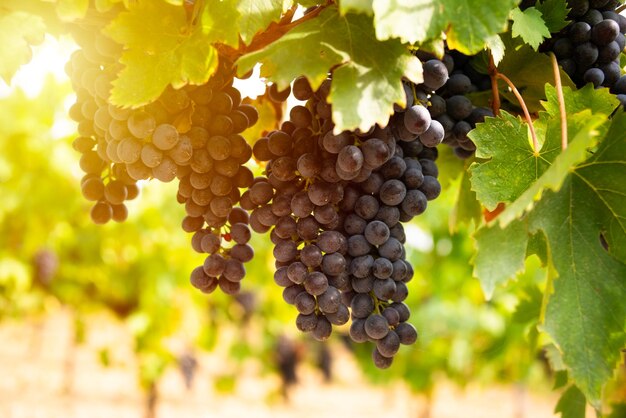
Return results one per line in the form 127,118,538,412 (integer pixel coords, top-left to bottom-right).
0,309,567,418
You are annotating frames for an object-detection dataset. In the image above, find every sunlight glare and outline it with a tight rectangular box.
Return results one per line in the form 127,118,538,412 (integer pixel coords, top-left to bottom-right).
0,34,76,99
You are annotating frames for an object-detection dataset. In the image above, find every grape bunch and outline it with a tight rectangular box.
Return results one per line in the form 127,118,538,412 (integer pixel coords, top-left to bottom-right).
415,51,494,159
66,26,140,224
543,0,626,102
238,58,450,367
66,16,258,295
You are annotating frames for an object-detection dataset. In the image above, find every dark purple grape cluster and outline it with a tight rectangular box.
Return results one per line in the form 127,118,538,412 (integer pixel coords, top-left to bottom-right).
240,61,449,367
544,0,626,102
416,51,494,159
66,17,258,295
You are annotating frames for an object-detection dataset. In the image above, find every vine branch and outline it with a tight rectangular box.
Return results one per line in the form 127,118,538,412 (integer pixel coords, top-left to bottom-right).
487,52,501,117
495,73,539,155
236,4,328,59
549,52,568,151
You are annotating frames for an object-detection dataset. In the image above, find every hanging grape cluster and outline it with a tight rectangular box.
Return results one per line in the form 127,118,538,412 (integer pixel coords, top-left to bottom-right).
66,15,258,297
543,0,625,92
417,51,494,160
229,56,453,366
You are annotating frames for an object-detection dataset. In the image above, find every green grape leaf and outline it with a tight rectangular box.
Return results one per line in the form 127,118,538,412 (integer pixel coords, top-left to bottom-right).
555,385,587,418
535,0,570,32
530,114,626,406
526,230,548,265
339,0,373,15
542,84,620,117
372,0,518,55
486,35,506,66
497,111,606,226
237,0,284,44
496,35,575,112
468,111,560,211
105,0,236,107
510,7,551,50
237,8,422,133
512,286,543,323
94,0,119,13
55,0,88,21
434,140,466,188
0,11,46,84
450,168,482,232
607,404,626,418
296,0,321,7
554,370,570,389
470,82,610,213
203,0,241,47
472,218,529,299
497,84,618,226
546,345,568,372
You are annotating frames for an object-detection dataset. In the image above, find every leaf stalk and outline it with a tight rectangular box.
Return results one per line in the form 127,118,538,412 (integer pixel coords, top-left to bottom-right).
495,73,539,156
549,52,568,151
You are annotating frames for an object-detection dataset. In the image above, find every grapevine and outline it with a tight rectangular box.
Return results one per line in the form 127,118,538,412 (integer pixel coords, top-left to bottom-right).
1,0,625,415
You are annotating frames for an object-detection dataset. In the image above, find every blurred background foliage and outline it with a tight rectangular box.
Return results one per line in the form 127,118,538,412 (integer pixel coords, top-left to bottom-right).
0,35,573,414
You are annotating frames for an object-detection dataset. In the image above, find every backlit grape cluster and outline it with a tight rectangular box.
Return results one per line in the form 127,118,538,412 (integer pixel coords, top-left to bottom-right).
67,18,258,295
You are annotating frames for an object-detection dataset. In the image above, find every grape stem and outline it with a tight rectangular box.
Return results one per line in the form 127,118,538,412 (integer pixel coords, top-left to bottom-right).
495,73,540,156
549,52,568,151
487,52,501,117
617,4,626,13
369,291,382,315
221,2,330,60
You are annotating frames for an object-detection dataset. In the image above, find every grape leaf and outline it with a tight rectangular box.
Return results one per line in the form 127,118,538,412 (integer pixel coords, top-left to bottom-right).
486,35,506,66
56,0,88,21
0,11,46,84
526,230,548,265
555,385,587,418
295,0,321,7
472,218,529,299
237,0,283,44
512,286,543,324
546,345,568,373
535,0,570,33
449,170,482,232
371,0,518,55
607,404,626,418
237,7,422,133
510,7,551,50
497,84,618,226
542,84,620,117
105,0,235,107
529,114,626,406
339,0,373,15
203,0,241,47
94,0,119,13
471,110,604,295
470,81,613,213
497,112,606,226
241,95,279,144
468,111,561,211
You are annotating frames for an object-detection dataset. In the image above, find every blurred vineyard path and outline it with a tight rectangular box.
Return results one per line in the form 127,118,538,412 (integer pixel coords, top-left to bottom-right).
0,308,564,418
